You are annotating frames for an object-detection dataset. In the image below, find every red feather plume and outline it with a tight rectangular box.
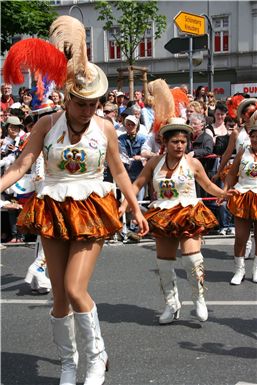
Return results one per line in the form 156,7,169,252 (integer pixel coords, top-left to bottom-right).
226,95,245,118
170,88,190,117
3,38,67,87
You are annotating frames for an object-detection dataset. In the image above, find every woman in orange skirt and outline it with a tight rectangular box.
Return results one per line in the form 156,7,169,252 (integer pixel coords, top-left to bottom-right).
1,16,148,385
121,114,233,325
225,117,257,285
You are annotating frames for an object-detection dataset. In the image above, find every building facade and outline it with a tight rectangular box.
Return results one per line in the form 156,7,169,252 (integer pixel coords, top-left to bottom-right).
2,0,257,98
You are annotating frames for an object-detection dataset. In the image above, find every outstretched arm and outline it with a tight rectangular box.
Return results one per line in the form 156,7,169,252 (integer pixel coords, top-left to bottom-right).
0,115,51,193
191,157,229,198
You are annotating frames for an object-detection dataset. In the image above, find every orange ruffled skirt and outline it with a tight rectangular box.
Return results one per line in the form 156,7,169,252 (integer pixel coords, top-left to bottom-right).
227,191,257,220
17,192,122,241
144,201,218,239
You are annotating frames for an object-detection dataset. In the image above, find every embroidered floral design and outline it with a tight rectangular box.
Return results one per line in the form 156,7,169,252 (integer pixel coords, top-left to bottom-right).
97,149,106,170
246,163,257,178
89,138,98,149
159,179,179,199
58,147,87,173
57,131,66,144
43,144,53,160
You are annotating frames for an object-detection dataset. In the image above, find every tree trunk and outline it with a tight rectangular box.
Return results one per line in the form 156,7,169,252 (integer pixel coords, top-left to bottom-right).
128,66,134,101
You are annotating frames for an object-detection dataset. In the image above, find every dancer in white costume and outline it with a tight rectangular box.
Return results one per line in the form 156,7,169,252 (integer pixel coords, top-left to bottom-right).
214,98,257,260
225,114,257,285
121,80,234,325
1,16,148,385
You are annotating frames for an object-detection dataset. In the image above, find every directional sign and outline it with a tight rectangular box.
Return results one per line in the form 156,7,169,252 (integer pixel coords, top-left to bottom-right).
164,34,208,54
174,11,205,36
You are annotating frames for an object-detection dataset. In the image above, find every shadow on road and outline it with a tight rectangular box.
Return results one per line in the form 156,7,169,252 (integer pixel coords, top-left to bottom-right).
1,352,59,385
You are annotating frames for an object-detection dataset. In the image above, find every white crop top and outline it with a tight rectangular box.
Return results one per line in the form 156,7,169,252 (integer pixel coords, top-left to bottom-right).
149,155,199,209
236,127,250,153
234,146,257,193
36,112,114,201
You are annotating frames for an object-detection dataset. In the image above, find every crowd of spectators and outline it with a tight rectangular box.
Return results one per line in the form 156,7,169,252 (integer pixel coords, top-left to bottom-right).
1,82,256,244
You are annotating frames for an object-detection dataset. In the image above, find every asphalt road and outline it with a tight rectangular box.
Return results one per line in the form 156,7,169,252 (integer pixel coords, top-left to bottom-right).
1,238,257,385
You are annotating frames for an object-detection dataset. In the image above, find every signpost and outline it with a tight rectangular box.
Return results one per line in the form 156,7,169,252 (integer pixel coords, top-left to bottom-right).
168,11,210,94
174,11,205,36
164,34,208,54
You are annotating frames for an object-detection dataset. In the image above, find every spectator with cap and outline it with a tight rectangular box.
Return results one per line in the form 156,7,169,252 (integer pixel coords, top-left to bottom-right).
118,115,147,201
118,114,147,240
0,116,24,163
116,91,127,116
0,115,26,243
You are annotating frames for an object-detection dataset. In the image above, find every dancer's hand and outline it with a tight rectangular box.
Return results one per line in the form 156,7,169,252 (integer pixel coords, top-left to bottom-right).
133,210,149,237
216,189,239,205
118,200,128,218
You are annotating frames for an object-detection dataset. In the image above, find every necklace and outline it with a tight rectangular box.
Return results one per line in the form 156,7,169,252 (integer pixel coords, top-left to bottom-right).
165,154,180,178
66,116,90,136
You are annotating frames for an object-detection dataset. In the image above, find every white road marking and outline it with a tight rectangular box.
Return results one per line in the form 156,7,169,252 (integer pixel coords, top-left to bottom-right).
1,299,256,305
236,382,257,385
1,299,52,304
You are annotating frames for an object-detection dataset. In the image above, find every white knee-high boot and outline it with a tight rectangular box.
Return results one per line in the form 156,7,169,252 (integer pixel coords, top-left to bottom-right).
156,258,181,324
182,252,208,322
74,303,108,385
245,235,252,259
51,313,79,385
230,256,245,285
25,236,51,293
252,256,257,283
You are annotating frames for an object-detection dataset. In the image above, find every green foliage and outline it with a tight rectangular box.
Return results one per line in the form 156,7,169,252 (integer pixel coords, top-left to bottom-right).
95,0,167,64
1,0,58,55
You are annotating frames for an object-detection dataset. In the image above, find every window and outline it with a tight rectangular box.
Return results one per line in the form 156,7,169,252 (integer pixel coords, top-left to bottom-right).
107,27,121,61
212,16,229,53
138,28,153,58
86,27,92,61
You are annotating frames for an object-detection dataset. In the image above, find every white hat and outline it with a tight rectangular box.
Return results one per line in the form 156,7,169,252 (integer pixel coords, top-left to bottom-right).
116,91,125,98
6,116,23,126
237,98,257,119
125,115,139,126
69,62,108,100
31,98,55,115
49,16,108,101
159,117,192,136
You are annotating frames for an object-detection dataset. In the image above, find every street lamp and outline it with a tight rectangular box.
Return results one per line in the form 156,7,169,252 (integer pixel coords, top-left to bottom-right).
201,13,214,92
69,4,84,24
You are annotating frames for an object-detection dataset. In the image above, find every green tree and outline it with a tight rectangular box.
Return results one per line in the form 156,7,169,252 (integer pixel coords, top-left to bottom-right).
95,0,167,65
1,0,57,55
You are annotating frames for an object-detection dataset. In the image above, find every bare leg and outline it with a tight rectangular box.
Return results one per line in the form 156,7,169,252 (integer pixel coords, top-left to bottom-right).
65,239,104,312
41,237,70,318
156,237,179,260
234,217,251,256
